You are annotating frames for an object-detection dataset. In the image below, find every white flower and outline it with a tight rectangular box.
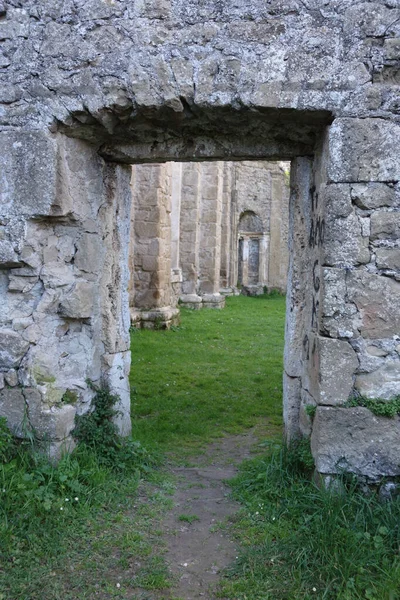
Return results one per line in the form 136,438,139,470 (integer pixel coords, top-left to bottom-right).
312,588,317,592
116,583,121,589
65,498,69,502
74,497,79,501
60,507,64,511
272,517,276,521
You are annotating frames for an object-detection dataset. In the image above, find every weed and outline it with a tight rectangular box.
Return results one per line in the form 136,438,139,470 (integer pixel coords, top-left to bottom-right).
178,513,200,524
305,404,317,419
219,443,400,600
345,394,400,418
73,381,156,473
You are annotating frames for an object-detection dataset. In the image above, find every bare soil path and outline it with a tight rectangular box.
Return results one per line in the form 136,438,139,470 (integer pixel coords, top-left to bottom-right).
160,430,261,600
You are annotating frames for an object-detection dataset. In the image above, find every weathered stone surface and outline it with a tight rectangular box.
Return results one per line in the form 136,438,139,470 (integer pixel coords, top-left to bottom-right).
370,211,400,241
0,388,26,436
355,359,400,400
319,338,358,406
0,329,29,369
74,234,103,273
4,369,18,387
323,211,370,267
0,132,57,217
347,271,400,339
59,282,95,319
375,248,400,271
311,407,400,479
328,119,400,183
27,390,77,441
351,183,399,210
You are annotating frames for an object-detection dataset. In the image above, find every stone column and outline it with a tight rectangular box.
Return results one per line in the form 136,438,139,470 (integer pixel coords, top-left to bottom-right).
220,162,234,295
0,133,132,458
198,162,225,309
170,162,183,306
179,162,203,309
259,233,269,285
268,165,290,292
130,163,179,329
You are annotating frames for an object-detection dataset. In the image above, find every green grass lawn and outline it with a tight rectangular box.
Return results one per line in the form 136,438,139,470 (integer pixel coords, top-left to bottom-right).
130,293,286,455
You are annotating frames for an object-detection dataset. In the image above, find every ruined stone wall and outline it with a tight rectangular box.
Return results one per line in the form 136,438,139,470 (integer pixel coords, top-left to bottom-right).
1,0,399,483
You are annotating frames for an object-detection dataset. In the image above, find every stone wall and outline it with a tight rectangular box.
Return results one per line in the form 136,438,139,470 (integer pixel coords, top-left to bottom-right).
1,0,399,484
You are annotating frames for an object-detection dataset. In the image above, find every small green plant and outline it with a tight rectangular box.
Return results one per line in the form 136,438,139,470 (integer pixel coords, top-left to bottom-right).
0,416,15,463
178,513,200,524
73,381,155,473
305,404,317,419
61,389,78,404
345,394,400,418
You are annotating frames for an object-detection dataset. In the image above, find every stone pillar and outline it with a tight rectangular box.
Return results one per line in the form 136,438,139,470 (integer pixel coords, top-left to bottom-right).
130,163,179,328
220,162,234,295
268,165,290,292
307,119,400,483
179,162,203,309
259,233,269,285
170,162,183,305
0,132,132,458
198,162,225,309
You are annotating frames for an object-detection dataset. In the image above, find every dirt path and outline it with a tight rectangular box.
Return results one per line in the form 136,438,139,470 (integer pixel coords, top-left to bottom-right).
160,431,260,600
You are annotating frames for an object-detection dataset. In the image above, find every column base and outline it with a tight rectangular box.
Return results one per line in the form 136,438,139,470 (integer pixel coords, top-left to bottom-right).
201,293,226,309
241,284,265,297
179,294,203,310
130,306,180,329
220,287,240,297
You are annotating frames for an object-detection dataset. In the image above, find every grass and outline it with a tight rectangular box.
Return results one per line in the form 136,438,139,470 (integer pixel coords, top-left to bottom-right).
218,443,400,600
130,293,286,456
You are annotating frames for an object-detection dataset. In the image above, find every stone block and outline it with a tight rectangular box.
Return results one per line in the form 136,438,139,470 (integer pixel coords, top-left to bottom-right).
370,211,400,241
384,38,400,60
283,373,301,441
74,233,103,273
328,119,400,183
4,369,18,387
102,351,131,437
59,281,95,319
311,406,400,479
323,212,370,267
347,271,400,339
355,359,400,400
375,247,400,271
0,388,26,436
0,329,29,369
201,294,226,309
27,391,77,441
351,183,398,210
318,338,358,406
40,262,75,288
179,294,203,309
0,131,57,218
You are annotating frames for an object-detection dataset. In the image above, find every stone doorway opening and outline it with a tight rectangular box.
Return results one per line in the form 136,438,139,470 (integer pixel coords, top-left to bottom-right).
6,103,397,484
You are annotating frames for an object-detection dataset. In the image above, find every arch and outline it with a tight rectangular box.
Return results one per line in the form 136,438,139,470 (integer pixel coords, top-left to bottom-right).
238,211,263,234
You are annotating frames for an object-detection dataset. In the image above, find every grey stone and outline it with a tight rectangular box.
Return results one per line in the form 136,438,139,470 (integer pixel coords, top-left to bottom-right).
0,329,29,369
319,338,359,406
0,388,27,437
59,282,95,319
370,211,400,241
376,248,400,271
355,359,400,400
26,391,77,441
74,234,103,274
351,184,398,210
5,369,18,387
311,406,400,479
347,271,400,339
0,132,57,218
0,373,4,390
328,119,400,183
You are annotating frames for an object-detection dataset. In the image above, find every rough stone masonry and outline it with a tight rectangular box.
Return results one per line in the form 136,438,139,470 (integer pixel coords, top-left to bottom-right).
0,0,399,484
